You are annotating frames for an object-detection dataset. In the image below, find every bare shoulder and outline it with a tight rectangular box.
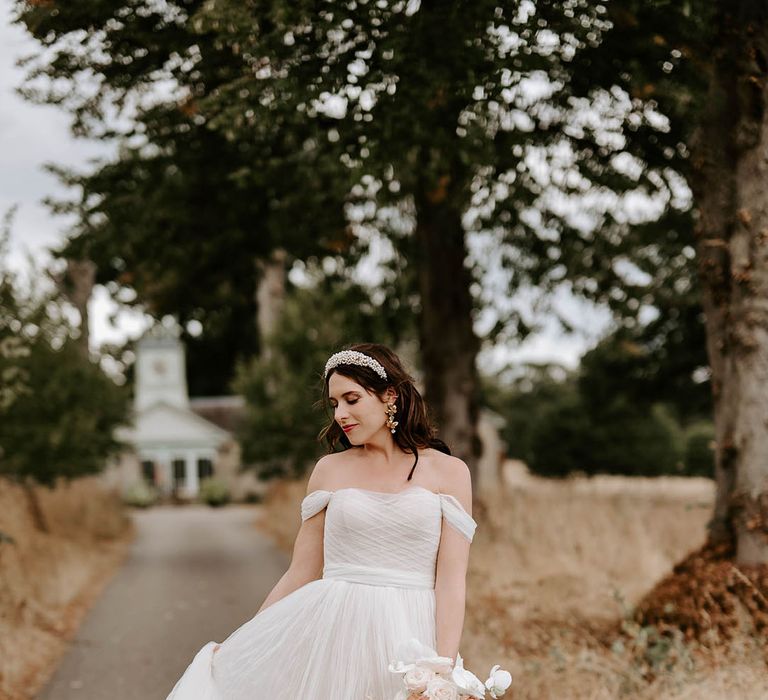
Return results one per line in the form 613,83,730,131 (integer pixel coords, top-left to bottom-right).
306,452,346,494
435,453,473,510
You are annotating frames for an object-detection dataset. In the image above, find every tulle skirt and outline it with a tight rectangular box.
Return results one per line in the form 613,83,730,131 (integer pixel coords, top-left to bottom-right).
166,577,436,700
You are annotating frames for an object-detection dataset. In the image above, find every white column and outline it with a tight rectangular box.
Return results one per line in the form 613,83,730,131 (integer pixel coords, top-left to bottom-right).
185,451,199,496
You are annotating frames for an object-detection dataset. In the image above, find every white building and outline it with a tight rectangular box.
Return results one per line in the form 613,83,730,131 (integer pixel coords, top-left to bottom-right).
107,322,262,500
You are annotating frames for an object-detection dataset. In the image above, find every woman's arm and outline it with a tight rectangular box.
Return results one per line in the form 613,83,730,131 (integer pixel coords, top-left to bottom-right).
434,458,474,663
256,509,325,613
256,458,332,614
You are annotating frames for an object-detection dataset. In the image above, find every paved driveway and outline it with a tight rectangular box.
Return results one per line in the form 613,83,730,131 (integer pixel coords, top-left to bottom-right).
37,505,289,700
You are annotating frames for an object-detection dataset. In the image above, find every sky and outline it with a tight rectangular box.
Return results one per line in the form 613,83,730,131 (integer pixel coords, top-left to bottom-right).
0,1,154,349
0,0,613,375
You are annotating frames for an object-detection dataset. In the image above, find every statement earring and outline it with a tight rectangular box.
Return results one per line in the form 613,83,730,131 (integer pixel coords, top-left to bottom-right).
385,401,399,434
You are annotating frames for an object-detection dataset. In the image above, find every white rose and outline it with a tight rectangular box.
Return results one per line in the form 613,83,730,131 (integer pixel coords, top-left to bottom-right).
424,676,459,700
404,666,436,692
484,665,512,698
450,653,486,699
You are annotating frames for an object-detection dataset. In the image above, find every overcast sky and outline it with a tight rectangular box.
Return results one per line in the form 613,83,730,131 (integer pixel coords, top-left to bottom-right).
0,0,612,374
0,0,155,350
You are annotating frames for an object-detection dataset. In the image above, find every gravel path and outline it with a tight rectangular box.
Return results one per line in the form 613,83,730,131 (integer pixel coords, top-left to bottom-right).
37,505,289,700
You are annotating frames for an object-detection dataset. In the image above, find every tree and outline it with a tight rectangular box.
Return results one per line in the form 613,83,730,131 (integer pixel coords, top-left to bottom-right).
14,1,699,485
170,0,699,477
0,219,129,530
482,331,705,479
560,0,768,564
14,0,354,395
578,327,710,429
0,208,30,412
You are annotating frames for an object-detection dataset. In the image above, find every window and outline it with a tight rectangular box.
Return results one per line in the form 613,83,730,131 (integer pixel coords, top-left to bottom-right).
141,460,155,484
172,459,186,488
197,458,213,481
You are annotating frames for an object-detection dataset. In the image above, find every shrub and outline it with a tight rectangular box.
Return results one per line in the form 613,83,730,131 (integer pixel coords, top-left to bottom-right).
529,394,594,477
123,481,159,508
198,477,230,507
530,397,683,477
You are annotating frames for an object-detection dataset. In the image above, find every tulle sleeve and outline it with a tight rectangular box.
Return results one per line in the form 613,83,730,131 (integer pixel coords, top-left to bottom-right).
439,493,477,542
301,490,333,521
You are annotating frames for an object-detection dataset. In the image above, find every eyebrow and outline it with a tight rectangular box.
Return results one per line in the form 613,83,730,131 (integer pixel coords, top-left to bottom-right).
329,391,360,401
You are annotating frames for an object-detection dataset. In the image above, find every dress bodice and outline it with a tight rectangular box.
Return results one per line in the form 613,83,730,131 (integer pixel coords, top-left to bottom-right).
300,486,477,590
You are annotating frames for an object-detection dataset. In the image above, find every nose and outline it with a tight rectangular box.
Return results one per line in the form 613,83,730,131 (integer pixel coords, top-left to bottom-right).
334,405,349,422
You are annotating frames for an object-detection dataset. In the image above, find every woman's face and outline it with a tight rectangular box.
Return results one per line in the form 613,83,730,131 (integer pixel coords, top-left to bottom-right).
328,372,392,445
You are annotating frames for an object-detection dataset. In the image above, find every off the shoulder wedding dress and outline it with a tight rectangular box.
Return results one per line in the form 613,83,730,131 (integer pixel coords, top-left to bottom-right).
166,485,477,700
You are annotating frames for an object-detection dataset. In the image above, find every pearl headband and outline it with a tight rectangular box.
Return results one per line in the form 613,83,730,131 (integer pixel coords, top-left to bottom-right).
324,350,388,380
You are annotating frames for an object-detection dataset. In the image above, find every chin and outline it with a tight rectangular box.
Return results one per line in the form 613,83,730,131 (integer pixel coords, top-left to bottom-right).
341,430,359,445
343,429,368,446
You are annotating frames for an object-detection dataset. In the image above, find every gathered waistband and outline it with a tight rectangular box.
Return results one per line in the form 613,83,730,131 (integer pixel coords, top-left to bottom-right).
322,562,434,589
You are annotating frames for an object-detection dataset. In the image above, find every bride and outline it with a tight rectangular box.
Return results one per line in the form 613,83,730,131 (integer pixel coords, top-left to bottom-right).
166,342,477,700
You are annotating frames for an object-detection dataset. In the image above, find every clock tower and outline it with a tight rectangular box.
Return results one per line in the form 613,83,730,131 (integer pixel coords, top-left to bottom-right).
135,321,189,412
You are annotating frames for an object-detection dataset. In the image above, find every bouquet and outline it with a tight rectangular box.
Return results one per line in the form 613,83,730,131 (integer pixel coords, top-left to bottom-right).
388,638,512,700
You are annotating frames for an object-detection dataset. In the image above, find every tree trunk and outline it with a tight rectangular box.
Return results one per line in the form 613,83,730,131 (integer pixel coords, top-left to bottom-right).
689,3,768,564
53,259,96,358
255,248,288,365
414,192,482,483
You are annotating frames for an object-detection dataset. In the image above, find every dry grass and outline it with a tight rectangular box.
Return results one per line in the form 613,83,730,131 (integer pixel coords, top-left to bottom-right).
0,477,133,700
259,463,768,698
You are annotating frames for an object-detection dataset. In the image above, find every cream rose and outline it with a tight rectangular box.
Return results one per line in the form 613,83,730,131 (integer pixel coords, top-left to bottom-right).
424,676,459,700
404,666,436,692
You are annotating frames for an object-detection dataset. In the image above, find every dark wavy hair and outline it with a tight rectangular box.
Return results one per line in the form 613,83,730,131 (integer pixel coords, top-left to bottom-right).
316,342,450,481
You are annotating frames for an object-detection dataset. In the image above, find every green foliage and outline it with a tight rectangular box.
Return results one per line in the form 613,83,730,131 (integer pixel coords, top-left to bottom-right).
13,1,718,483
234,270,413,479
0,209,31,411
198,477,230,507
529,391,595,477
123,480,160,508
588,401,681,476
579,316,711,427
683,422,715,478
485,325,711,477
0,334,30,411
481,363,581,469
526,393,686,477
0,339,129,486
0,221,130,487
12,0,359,393
187,0,699,334
13,0,703,378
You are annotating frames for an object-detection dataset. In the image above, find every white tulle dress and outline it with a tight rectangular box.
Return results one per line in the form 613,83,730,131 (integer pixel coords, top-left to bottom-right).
165,485,477,700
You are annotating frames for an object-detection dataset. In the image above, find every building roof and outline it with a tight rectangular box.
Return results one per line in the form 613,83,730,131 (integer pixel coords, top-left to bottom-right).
117,400,231,449
190,395,247,434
